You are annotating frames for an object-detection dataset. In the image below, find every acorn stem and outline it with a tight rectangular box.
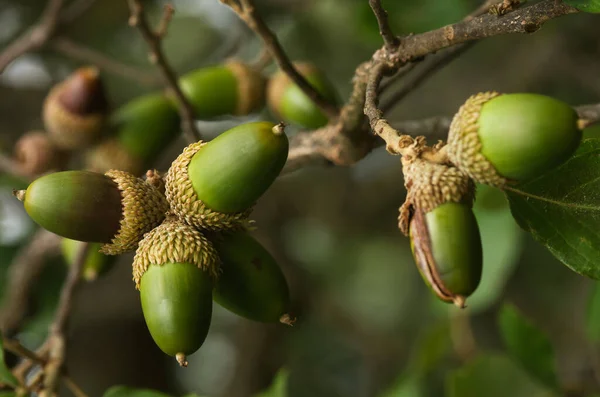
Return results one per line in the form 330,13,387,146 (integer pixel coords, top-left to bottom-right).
272,122,285,136
578,118,592,130
176,352,188,367
279,313,296,326
13,189,26,202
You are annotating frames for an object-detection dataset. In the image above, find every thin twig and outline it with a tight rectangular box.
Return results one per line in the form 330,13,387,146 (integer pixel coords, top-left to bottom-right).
368,0,399,51
127,1,202,143
62,375,89,397
3,338,45,364
0,0,65,73
220,0,339,119
51,37,160,86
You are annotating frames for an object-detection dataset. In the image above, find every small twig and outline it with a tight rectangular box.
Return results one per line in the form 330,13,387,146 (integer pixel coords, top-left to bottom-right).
368,0,400,51
220,0,339,119
127,0,202,143
62,375,89,397
450,309,478,362
0,0,65,73
3,338,45,364
50,37,160,86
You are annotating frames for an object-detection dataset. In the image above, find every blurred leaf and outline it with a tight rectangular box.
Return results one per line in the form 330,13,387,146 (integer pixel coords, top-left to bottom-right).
506,139,600,279
379,374,424,397
0,338,18,388
586,281,600,343
254,369,289,397
498,304,558,389
446,354,558,397
408,322,452,376
563,0,600,12
103,386,173,397
0,392,16,397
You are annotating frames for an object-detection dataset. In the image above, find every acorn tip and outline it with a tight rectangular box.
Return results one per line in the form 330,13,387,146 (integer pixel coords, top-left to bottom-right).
272,122,286,136
280,313,296,326
453,295,467,309
577,118,592,130
13,189,26,202
176,352,188,367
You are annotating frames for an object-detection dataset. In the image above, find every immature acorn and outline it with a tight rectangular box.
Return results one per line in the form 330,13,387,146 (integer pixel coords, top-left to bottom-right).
132,218,220,366
61,239,117,281
212,231,292,324
14,169,169,255
43,66,109,150
446,92,582,187
13,131,66,176
399,159,482,308
165,121,289,231
178,60,266,118
86,93,180,175
267,62,338,129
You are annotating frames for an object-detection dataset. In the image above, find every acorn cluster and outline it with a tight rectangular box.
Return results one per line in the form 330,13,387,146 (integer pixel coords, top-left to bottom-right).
402,92,583,307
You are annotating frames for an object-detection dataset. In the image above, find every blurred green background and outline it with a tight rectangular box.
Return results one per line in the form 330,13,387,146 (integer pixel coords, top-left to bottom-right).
1,0,600,396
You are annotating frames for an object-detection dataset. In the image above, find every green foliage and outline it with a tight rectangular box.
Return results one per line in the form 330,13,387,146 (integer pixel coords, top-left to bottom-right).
563,0,600,12
506,139,600,279
254,369,289,397
446,354,558,397
0,338,18,388
586,282,600,343
498,304,558,389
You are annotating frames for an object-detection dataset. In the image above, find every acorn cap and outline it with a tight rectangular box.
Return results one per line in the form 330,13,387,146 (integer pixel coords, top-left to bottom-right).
85,138,145,175
43,67,109,150
13,131,66,176
225,60,267,115
132,217,220,289
165,141,253,231
398,158,474,236
100,169,169,255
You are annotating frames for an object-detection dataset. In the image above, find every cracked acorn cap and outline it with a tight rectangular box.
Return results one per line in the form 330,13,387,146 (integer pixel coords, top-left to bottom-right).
267,62,339,129
86,92,180,175
178,60,266,118
399,158,482,308
165,121,288,231
61,239,117,282
133,218,220,366
446,92,582,187
43,67,109,150
14,169,168,255
212,230,292,324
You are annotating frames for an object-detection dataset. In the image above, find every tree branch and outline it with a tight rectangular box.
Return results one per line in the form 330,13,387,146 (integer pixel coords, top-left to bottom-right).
127,1,202,143
368,0,399,51
220,0,339,119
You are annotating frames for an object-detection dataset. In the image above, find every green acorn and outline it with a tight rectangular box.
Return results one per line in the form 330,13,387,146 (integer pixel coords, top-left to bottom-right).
212,231,292,324
133,218,220,366
14,169,168,255
165,121,288,231
178,60,266,118
86,93,181,175
61,239,117,281
43,67,109,150
446,92,582,187
267,62,338,129
399,159,482,308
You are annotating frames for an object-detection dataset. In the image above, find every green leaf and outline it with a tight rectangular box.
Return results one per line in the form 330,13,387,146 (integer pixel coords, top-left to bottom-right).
379,374,424,397
498,304,558,389
254,369,288,397
506,139,600,279
563,0,600,13
103,386,173,397
446,354,558,397
586,281,600,343
0,338,18,388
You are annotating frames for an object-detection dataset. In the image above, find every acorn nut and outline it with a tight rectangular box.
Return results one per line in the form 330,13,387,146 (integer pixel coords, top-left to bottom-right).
86,93,180,175
399,159,482,308
178,60,266,118
13,131,66,176
165,121,289,231
14,169,169,255
43,67,109,150
446,92,582,187
133,218,220,366
267,62,338,129
61,239,116,281
212,231,292,324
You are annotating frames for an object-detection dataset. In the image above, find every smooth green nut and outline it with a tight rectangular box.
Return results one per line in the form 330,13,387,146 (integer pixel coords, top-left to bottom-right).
267,62,338,129
213,231,291,323
178,60,266,118
447,92,582,186
409,202,482,308
61,238,116,281
16,171,122,243
140,262,213,367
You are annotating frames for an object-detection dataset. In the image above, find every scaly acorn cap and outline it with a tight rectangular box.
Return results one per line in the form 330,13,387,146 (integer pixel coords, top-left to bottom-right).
446,91,507,187
225,60,267,116
132,217,220,289
100,169,169,255
164,141,252,231
398,158,474,236
13,131,66,176
43,67,109,150
85,138,145,175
